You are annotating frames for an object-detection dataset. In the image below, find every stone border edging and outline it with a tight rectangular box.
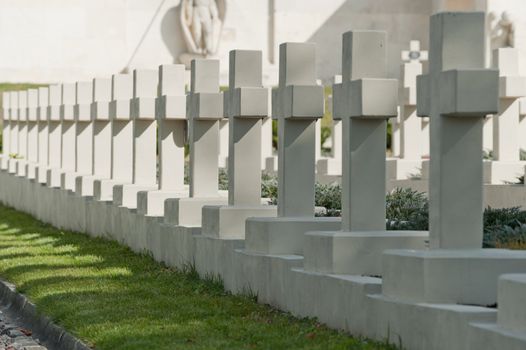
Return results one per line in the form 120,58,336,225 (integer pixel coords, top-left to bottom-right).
0,278,91,350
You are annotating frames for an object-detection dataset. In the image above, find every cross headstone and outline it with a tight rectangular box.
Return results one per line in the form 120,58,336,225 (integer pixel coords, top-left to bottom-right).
8,91,19,173
335,31,398,230
36,87,49,183
1,92,10,169
400,41,427,159
74,81,94,177
187,59,224,197
520,98,526,151
225,50,269,205
330,75,343,160
492,48,526,162
25,89,39,179
59,83,76,188
44,84,63,187
91,78,112,180
401,40,429,63
16,90,28,176
109,74,134,186
274,42,325,217
130,69,158,187
417,12,499,248
156,64,186,191
218,118,229,168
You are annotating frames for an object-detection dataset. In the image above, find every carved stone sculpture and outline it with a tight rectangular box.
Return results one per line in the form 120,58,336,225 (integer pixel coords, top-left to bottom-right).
179,0,223,66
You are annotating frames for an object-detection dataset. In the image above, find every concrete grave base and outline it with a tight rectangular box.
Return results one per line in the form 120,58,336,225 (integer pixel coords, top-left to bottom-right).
467,274,526,350
15,160,27,177
264,156,277,174
382,249,526,306
469,322,526,350
317,157,342,176
112,184,157,209
483,160,526,184
233,249,303,308
93,179,127,201
61,171,83,192
194,235,244,291
46,167,62,188
136,190,188,217
369,294,496,350
158,224,200,269
75,175,102,197
303,230,428,276
244,217,341,255
85,198,112,238
289,269,382,334
386,158,424,180
201,204,277,239
25,163,37,180
164,197,228,227
7,159,18,174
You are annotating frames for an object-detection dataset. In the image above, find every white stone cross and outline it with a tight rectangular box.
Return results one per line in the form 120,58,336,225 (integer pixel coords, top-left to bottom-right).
109,74,134,186
336,31,398,231
44,85,62,187
74,78,112,197
401,40,428,63
225,49,269,205
1,92,10,170
135,64,187,217
417,12,499,248
400,44,425,159
74,81,94,177
131,69,158,187
274,42,325,217
156,64,186,192
59,83,76,188
492,48,526,162
25,89,39,179
8,91,19,173
187,59,224,197
16,90,28,176
91,78,112,180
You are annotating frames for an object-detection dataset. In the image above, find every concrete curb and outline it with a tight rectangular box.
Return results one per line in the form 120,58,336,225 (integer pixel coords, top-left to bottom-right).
0,278,92,350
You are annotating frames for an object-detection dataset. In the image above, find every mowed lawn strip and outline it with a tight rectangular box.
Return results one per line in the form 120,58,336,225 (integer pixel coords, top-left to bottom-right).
0,205,396,350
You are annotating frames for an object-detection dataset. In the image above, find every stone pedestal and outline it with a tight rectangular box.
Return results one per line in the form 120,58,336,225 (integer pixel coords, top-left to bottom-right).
469,274,526,350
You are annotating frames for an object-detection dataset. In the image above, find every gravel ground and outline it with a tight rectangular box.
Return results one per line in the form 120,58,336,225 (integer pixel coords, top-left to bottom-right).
0,309,46,350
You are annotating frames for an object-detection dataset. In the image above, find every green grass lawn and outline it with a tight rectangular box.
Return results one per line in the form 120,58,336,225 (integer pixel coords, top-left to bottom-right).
0,204,396,350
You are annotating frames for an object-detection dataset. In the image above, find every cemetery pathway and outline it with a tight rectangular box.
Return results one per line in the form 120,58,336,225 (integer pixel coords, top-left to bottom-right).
0,306,46,350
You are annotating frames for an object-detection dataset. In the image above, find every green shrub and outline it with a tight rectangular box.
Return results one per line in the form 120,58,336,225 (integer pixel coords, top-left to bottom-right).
261,172,278,203
483,207,526,248
386,188,429,230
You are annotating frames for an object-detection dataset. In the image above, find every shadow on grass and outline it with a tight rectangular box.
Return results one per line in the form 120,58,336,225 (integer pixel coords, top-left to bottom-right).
0,204,398,350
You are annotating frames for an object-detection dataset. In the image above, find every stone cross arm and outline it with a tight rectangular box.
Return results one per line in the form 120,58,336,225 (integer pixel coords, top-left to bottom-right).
273,43,324,120
335,31,398,120
91,78,112,121
402,40,428,63
157,64,186,120
188,59,223,120
227,50,268,118
417,69,499,118
132,69,158,120
75,81,93,122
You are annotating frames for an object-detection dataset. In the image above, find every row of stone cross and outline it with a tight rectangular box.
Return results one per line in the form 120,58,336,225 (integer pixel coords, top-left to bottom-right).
0,12,503,251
